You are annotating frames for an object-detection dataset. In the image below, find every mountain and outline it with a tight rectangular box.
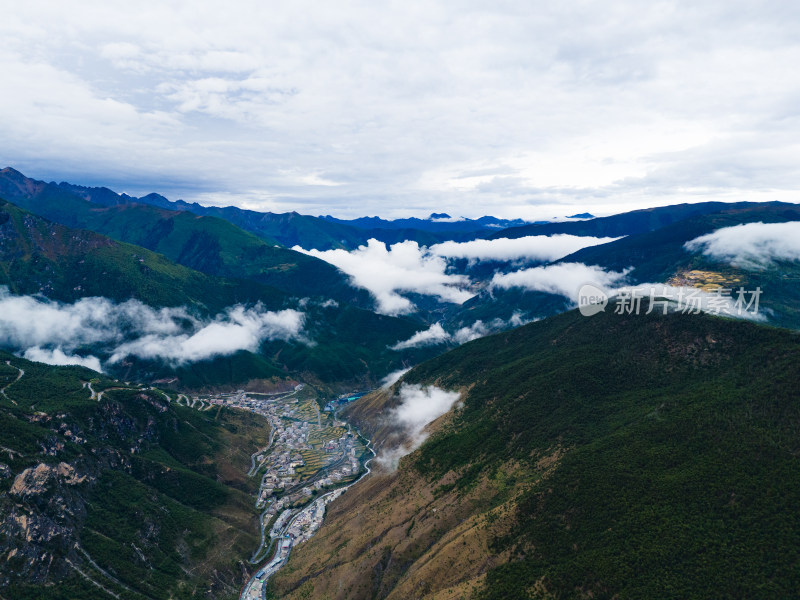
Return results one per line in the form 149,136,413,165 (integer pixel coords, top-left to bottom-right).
2,169,512,250
0,352,269,599
0,197,283,311
0,198,426,388
489,201,793,239
268,306,800,599
321,213,531,233
558,202,800,328
0,168,372,304
440,202,800,333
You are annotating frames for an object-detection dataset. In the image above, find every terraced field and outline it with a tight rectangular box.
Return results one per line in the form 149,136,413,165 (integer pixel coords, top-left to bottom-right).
308,426,346,447
296,449,329,478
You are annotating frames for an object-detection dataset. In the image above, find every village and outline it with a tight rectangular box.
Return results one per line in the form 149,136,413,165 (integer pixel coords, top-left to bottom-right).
184,386,373,600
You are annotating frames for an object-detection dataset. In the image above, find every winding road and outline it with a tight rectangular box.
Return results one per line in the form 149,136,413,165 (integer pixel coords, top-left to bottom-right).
1,361,24,404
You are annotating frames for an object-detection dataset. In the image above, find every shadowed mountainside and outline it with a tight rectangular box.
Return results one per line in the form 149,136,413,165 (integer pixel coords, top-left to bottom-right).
269,307,800,599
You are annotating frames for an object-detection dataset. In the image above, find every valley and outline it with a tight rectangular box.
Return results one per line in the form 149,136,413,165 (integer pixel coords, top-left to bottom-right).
170,386,376,599
0,171,799,599
5,5,800,597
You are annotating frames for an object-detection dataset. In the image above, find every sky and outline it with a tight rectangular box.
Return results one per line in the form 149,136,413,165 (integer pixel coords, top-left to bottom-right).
2,1,800,218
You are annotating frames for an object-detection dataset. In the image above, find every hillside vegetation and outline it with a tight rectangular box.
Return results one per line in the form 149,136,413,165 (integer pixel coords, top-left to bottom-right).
0,168,370,306
270,307,800,599
0,198,425,389
0,352,271,600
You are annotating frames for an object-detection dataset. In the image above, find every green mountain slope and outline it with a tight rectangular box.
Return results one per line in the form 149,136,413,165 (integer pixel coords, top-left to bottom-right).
2,168,491,251
0,198,284,311
0,199,424,388
0,168,372,306
270,307,800,599
0,352,270,600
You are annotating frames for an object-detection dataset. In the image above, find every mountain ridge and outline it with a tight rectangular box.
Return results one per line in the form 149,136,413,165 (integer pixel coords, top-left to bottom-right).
269,306,800,599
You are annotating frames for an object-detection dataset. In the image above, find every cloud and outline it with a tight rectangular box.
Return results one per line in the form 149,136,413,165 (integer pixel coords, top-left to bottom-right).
491,262,630,301
390,324,451,350
4,3,800,219
293,239,474,315
22,347,103,373
430,234,620,263
380,367,411,388
390,312,531,350
108,306,305,365
0,287,307,368
452,321,491,344
295,235,618,315
376,383,461,470
684,221,800,268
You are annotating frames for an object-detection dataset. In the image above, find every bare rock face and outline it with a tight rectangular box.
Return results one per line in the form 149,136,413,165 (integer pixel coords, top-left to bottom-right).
9,462,89,498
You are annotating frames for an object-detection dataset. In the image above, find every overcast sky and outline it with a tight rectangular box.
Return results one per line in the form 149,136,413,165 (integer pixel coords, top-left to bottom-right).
2,1,799,218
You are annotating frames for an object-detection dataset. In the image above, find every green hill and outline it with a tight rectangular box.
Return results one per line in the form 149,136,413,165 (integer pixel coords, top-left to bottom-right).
269,307,800,599
0,352,270,599
0,199,424,388
0,198,283,312
0,168,372,307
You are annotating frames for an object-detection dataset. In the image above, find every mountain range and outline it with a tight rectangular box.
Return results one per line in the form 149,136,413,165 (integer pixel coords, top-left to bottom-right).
2,168,523,251
2,166,800,599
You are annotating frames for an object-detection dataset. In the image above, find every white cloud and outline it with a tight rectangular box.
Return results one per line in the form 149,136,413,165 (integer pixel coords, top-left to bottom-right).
22,347,103,373
452,321,491,344
684,221,800,268
390,324,451,350
295,235,619,315
380,367,411,388
390,313,531,351
491,262,630,301
430,234,620,263
3,2,800,218
376,383,461,470
293,239,474,315
108,307,305,365
0,287,307,368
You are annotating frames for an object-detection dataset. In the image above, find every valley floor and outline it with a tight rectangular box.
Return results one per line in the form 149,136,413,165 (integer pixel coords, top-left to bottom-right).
186,387,375,600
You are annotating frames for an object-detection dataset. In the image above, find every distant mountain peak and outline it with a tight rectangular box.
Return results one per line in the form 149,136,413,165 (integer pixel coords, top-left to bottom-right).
429,212,451,219
567,212,595,219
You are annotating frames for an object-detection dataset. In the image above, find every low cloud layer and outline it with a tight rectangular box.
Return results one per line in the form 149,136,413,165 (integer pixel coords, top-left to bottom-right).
491,262,630,301
390,324,451,350
295,235,616,315
684,221,800,268
294,239,473,315
430,234,619,263
108,306,305,364
376,384,461,470
0,287,306,371
380,367,411,388
22,347,104,373
390,312,529,350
